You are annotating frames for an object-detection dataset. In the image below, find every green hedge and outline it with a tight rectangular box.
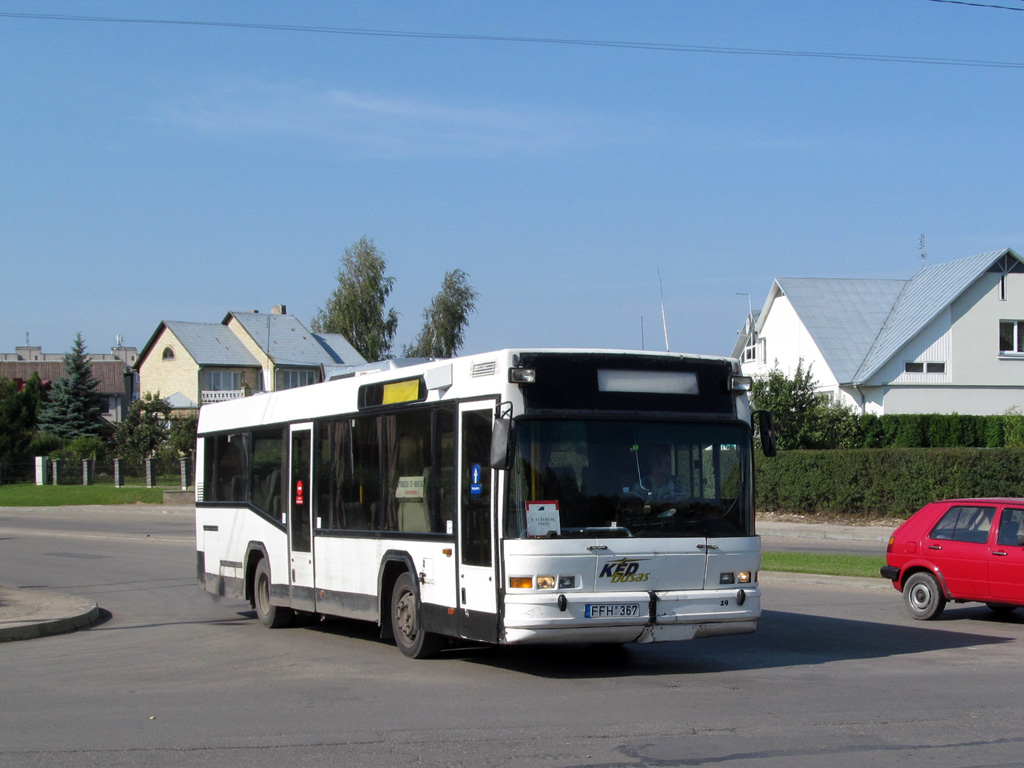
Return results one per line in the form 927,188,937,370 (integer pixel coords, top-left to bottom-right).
756,447,1024,519
853,413,1016,448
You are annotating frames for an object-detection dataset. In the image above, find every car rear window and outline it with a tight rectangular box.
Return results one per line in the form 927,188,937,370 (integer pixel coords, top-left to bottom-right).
929,505,995,544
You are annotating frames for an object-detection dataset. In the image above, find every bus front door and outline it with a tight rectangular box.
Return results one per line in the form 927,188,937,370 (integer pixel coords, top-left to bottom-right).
457,402,499,643
288,423,315,612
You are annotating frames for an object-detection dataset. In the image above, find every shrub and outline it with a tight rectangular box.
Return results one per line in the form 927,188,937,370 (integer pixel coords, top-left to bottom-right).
756,447,1024,519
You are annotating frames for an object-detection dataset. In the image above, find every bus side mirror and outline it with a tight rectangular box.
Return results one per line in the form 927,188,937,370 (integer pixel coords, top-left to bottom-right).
757,410,778,458
490,417,514,470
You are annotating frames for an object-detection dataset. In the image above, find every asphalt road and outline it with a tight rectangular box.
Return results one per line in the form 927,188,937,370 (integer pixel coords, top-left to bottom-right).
1,505,1022,768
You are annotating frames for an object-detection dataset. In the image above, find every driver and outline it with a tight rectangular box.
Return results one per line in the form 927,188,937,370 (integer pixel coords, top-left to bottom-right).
634,447,688,502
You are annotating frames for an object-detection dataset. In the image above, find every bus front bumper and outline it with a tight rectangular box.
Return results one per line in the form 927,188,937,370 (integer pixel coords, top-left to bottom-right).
501,586,760,645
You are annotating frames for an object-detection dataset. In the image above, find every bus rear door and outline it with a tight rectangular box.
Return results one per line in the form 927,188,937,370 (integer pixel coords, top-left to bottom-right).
289,423,315,612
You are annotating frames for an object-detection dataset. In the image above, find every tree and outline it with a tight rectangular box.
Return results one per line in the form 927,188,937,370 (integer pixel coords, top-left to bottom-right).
0,373,44,469
115,392,172,463
37,333,106,440
311,237,399,362
750,360,858,450
403,269,478,358
167,412,199,458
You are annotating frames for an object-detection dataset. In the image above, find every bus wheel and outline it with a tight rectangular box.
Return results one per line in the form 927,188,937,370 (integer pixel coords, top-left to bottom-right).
254,558,293,629
391,572,443,659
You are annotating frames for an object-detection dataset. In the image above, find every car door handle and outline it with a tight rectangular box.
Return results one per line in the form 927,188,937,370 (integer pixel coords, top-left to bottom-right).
993,551,1009,557
928,545,943,550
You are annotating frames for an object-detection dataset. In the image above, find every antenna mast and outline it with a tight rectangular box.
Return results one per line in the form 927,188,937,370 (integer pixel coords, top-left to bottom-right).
919,234,926,271
658,270,670,352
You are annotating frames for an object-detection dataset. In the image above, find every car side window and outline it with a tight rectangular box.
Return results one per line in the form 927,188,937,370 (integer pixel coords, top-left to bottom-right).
996,508,1024,547
929,508,959,540
929,505,995,544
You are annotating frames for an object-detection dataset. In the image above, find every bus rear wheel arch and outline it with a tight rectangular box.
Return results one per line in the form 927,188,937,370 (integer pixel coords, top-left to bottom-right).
390,572,443,659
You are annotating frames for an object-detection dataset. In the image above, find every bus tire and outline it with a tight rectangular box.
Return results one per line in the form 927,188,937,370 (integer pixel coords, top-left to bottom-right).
254,558,293,629
391,572,443,659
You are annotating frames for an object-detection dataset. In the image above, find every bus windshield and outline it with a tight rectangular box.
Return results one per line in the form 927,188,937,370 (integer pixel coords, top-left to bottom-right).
505,418,753,539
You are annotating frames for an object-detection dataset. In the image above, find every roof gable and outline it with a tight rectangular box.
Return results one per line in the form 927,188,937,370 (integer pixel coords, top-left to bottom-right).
758,248,1023,385
854,248,1021,381
148,321,260,368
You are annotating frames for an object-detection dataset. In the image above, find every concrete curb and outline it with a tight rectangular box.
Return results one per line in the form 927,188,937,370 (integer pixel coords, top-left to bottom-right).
761,570,894,591
0,588,100,643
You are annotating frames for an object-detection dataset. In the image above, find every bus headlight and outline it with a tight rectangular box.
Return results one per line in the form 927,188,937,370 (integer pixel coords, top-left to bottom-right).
737,571,752,584
536,575,556,590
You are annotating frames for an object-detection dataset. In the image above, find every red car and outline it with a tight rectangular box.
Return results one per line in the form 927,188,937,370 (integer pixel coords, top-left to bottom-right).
882,498,1024,620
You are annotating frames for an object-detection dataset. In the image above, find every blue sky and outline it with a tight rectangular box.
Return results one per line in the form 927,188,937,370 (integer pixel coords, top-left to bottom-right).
3,1,1023,360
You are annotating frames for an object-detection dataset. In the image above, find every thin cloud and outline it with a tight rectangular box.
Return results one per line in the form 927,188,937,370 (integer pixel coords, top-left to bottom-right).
155,81,641,159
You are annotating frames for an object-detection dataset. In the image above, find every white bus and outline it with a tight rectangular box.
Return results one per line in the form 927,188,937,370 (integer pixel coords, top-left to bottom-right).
195,349,775,658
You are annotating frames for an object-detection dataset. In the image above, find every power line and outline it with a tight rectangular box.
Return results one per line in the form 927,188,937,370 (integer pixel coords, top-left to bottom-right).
3,11,1024,70
925,0,1024,10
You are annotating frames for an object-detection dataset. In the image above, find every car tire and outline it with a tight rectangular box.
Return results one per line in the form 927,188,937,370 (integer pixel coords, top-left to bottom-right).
903,571,946,621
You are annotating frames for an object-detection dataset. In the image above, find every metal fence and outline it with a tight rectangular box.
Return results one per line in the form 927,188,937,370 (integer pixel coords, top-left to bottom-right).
0,457,194,489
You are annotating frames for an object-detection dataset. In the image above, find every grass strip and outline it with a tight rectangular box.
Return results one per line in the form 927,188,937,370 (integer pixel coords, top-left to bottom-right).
0,484,165,506
762,551,885,579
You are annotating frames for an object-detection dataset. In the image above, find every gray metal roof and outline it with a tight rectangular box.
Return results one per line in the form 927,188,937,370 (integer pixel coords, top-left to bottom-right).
164,391,198,410
313,333,367,366
163,321,260,367
226,312,361,367
854,249,1014,382
773,248,1021,385
774,277,906,383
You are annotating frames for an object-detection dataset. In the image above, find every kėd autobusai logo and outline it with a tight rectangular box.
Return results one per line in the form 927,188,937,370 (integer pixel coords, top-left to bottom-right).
598,558,650,584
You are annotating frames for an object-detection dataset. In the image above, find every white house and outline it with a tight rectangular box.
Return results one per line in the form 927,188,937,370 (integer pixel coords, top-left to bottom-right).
734,248,1024,416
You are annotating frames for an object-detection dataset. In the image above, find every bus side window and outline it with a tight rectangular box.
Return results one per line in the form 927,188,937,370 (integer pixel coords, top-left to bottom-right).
206,433,247,503
436,407,456,535
251,428,284,517
353,416,382,531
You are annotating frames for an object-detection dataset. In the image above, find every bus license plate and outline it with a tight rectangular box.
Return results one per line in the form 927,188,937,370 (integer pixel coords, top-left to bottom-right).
585,603,640,619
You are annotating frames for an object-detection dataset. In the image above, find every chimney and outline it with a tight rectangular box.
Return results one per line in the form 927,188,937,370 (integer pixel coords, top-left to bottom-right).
272,304,287,315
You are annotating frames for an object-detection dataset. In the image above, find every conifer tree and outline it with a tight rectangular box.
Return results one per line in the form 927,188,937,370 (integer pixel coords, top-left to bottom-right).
37,333,106,440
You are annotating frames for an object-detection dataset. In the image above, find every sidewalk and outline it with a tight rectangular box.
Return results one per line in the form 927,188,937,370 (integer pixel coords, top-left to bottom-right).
0,586,99,643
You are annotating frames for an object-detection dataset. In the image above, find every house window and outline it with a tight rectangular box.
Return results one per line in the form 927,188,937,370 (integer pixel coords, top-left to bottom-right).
1000,274,1007,301
999,321,1024,355
162,347,175,361
743,334,757,363
904,362,946,374
204,370,241,391
277,368,318,390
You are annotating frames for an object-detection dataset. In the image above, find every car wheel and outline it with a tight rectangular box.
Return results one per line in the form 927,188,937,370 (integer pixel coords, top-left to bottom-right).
903,571,946,620
985,603,1018,615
